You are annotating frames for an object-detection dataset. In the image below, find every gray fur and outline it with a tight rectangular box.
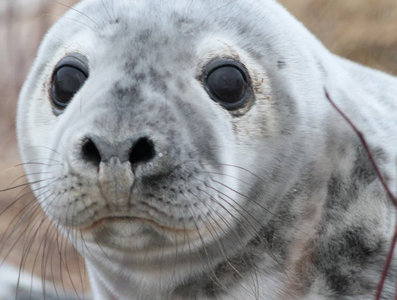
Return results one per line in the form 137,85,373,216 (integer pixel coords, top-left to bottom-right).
16,0,397,299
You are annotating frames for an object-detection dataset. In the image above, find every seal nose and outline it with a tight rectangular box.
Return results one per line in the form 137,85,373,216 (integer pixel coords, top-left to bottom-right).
81,136,155,167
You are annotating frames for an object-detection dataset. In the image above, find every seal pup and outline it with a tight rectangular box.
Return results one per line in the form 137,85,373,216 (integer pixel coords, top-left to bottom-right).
16,0,397,299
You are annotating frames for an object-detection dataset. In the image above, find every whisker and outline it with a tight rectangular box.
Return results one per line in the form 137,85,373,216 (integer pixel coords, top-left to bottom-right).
0,192,48,256
186,160,267,184
15,162,60,167
100,0,113,22
39,14,100,35
206,179,292,276
5,171,53,188
187,184,263,298
181,192,237,298
15,207,47,300
52,0,101,28
0,177,55,193
47,225,63,300
60,189,84,300
0,183,46,218
22,145,60,156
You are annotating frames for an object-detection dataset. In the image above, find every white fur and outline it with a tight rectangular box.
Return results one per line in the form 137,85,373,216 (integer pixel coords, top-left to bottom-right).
16,0,397,299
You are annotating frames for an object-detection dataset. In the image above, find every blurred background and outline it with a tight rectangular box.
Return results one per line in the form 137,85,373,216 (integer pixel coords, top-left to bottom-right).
0,0,396,298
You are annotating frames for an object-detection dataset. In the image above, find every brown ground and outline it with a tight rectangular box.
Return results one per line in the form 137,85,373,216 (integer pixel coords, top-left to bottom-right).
0,0,396,295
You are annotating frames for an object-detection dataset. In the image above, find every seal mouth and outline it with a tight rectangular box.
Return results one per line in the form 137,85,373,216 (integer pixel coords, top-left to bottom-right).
85,216,138,230
81,216,195,234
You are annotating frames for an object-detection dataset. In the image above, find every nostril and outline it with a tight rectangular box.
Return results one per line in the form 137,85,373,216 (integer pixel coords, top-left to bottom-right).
129,137,156,165
81,138,101,165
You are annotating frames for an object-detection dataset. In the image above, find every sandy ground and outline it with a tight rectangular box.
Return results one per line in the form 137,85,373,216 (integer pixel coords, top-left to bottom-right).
0,0,396,297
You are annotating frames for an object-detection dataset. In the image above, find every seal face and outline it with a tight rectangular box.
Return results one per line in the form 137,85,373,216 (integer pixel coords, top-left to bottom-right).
16,0,397,299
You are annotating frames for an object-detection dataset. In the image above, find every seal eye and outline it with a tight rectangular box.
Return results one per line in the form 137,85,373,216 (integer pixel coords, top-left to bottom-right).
51,54,89,110
204,59,250,110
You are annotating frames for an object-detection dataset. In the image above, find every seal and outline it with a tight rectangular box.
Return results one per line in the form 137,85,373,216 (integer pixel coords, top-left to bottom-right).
16,0,397,299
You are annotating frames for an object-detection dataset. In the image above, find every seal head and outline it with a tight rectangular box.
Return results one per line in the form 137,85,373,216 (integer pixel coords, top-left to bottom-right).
17,0,397,299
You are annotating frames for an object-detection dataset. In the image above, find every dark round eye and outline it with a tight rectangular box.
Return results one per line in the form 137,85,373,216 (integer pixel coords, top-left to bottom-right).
51,54,88,110
204,59,250,110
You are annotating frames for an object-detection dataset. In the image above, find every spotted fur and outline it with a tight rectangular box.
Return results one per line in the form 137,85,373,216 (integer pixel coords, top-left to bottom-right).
16,0,397,299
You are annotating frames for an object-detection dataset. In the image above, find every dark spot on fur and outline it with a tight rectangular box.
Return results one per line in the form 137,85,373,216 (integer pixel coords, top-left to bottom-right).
238,24,250,36
137,29,152,43
112,81,140,103
172,12,195,29
343,227,382,258
125,57,138,73
314,225,383,295
352,145,378,184
177,79,186,92
148,67,168,92
134,72,146,82
326,175,345,208
316,58,327,76
277,60,286,69
246,47,263,61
